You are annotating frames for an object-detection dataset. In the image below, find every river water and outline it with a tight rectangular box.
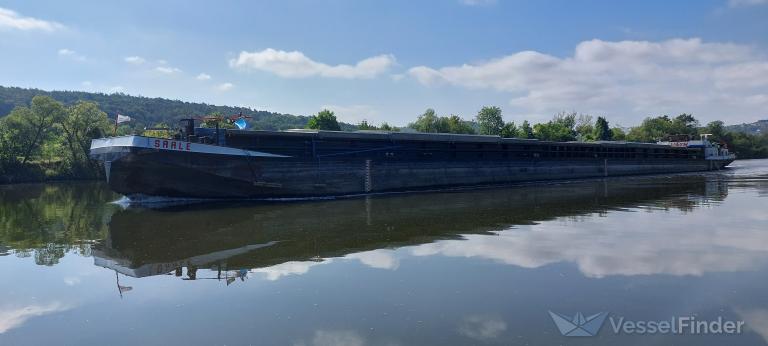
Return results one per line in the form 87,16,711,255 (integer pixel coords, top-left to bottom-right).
1,159,768,345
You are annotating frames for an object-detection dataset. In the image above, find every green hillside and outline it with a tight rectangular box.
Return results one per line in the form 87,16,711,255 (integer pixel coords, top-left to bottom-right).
726,120,768,135
0,85,355,131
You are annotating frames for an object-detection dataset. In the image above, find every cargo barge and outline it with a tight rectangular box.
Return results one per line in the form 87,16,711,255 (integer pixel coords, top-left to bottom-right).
89,119,735,199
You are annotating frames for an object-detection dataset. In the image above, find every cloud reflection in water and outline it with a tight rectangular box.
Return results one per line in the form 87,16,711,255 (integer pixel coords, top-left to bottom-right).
411,193,768,278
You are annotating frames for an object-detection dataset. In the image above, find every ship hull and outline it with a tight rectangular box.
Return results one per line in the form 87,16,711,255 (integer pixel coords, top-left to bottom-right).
101,145,733,199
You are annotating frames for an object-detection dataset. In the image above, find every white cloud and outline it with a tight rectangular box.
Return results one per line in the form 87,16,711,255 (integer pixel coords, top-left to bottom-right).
0,303,71,333
408,38,768,124
459,0,497,6
253,260,328,281
295,330,365,346
346,249,400,270
196,73,211,80
458,315,507,341
216,82,234,91
230,48,396,79
57,48,85,61
63,277,81,286
0,7,64,32
714,62,768,89
410,196,768,278
729,0,768,7
155,66,181,74
124,56,145,64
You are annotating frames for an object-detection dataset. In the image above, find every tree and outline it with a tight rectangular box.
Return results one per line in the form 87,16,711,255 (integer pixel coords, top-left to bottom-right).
624,114,702,143
476,106,504,135
593,116,613,141
611,127,627,141
533,112,577,141
307,109,341,131
409,108,441,133
534,122,576,141
21,96,65,165
0,97,114,180
500,122,518,138
409,110,477,134
59,101,111,174
554,111,577,131
671,113,699,136
730,131,768,158
575,114,594,141
626,116,673,142
445,114,476,134
705,121,726,140
0,107,33,173
358,120,376,130
379,122,398,132
520,120,534,139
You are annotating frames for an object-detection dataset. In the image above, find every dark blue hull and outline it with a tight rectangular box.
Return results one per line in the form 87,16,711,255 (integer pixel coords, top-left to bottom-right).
92,130,734,199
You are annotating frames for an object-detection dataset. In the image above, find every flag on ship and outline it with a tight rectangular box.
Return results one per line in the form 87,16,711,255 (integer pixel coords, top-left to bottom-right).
116,114,132,124
234,117,248,129
113,113,132,135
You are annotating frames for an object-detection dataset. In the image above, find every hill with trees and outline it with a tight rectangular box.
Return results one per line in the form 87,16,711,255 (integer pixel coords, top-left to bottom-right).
0,85,355,131
726,120,768,135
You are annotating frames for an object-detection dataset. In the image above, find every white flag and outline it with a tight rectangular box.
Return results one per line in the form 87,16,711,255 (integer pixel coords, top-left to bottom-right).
116,114,132,124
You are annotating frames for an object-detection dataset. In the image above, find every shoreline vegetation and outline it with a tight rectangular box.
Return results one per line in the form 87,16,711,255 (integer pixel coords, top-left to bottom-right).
1,87,767,184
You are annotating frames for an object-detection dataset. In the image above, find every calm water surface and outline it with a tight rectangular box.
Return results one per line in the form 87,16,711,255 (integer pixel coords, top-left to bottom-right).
2,160,768,345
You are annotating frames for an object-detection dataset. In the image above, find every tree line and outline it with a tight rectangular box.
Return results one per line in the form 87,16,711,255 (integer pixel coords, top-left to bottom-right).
0,96,111,183
404,107,641,142
310,107,767,159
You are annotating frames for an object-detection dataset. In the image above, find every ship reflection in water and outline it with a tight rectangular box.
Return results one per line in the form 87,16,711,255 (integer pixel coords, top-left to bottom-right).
95,173,734,282
2,160,768,345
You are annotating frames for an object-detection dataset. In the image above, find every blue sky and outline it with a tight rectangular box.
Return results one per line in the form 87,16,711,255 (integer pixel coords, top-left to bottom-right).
1,0,766,126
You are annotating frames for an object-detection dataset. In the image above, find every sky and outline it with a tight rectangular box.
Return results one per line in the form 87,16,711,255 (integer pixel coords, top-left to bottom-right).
0,0,766,127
